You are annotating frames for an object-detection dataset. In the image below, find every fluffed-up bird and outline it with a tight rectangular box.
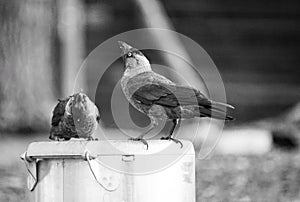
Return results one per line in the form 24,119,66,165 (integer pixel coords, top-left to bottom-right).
49,92,100,141
118,41,234,148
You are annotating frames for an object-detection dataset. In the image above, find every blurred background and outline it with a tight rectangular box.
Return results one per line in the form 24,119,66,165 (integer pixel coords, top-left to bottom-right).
0,0,300,201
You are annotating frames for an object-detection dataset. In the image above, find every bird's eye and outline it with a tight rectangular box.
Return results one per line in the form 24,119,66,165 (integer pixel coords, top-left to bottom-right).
127,52,132,57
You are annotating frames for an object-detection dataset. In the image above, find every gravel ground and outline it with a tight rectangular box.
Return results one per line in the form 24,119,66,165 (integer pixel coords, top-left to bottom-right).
0,166,26,202
196,152,300,201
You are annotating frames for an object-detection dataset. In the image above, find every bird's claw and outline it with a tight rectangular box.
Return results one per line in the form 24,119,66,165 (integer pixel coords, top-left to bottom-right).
87,136,98,141
129,137,149,150
50,136,68,141
161,137,183,148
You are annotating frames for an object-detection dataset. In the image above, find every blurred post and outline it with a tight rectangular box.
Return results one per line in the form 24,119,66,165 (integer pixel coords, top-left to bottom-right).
0,0,56,132
134,0,206,93
57,0,86,96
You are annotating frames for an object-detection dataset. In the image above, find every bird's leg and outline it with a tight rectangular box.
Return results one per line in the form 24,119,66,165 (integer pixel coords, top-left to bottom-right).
161,119,183,148
129,118,157,149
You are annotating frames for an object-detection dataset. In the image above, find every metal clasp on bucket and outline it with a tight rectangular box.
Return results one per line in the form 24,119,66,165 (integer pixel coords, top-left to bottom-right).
20,152,38,191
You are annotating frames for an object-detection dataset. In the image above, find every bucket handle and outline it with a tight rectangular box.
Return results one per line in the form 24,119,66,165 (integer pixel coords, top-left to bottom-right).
85,151,120,192
20,152,38,191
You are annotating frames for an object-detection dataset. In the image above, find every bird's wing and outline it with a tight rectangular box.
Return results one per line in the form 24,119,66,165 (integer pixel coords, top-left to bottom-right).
166,85,211,107
128,71,209,107
128,71,234,120
132,84,234,120
132,84,175,106
126,71,174,94
51,97,70,126
127,71,207,107
132,84,210,107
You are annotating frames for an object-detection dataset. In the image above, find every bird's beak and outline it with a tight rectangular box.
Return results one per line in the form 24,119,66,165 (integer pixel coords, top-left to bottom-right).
118,41,133,55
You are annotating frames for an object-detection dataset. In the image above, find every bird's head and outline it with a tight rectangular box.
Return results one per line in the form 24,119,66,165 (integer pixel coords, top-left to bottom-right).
66,92,100,123
118,41,151,75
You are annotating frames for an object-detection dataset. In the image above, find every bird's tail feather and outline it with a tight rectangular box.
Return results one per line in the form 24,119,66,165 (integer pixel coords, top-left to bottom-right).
211,101,234,111
194,106,234,121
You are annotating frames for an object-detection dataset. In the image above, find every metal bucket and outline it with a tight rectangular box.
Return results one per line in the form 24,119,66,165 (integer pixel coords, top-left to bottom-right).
21,140,195,202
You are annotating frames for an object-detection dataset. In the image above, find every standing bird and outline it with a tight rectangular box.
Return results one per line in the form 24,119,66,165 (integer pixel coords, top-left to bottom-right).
118,41,234,148
49,92,100,141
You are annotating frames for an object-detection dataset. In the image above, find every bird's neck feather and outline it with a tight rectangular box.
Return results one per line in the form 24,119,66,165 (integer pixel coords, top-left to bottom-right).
123,64,152,78
121,63,152,101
